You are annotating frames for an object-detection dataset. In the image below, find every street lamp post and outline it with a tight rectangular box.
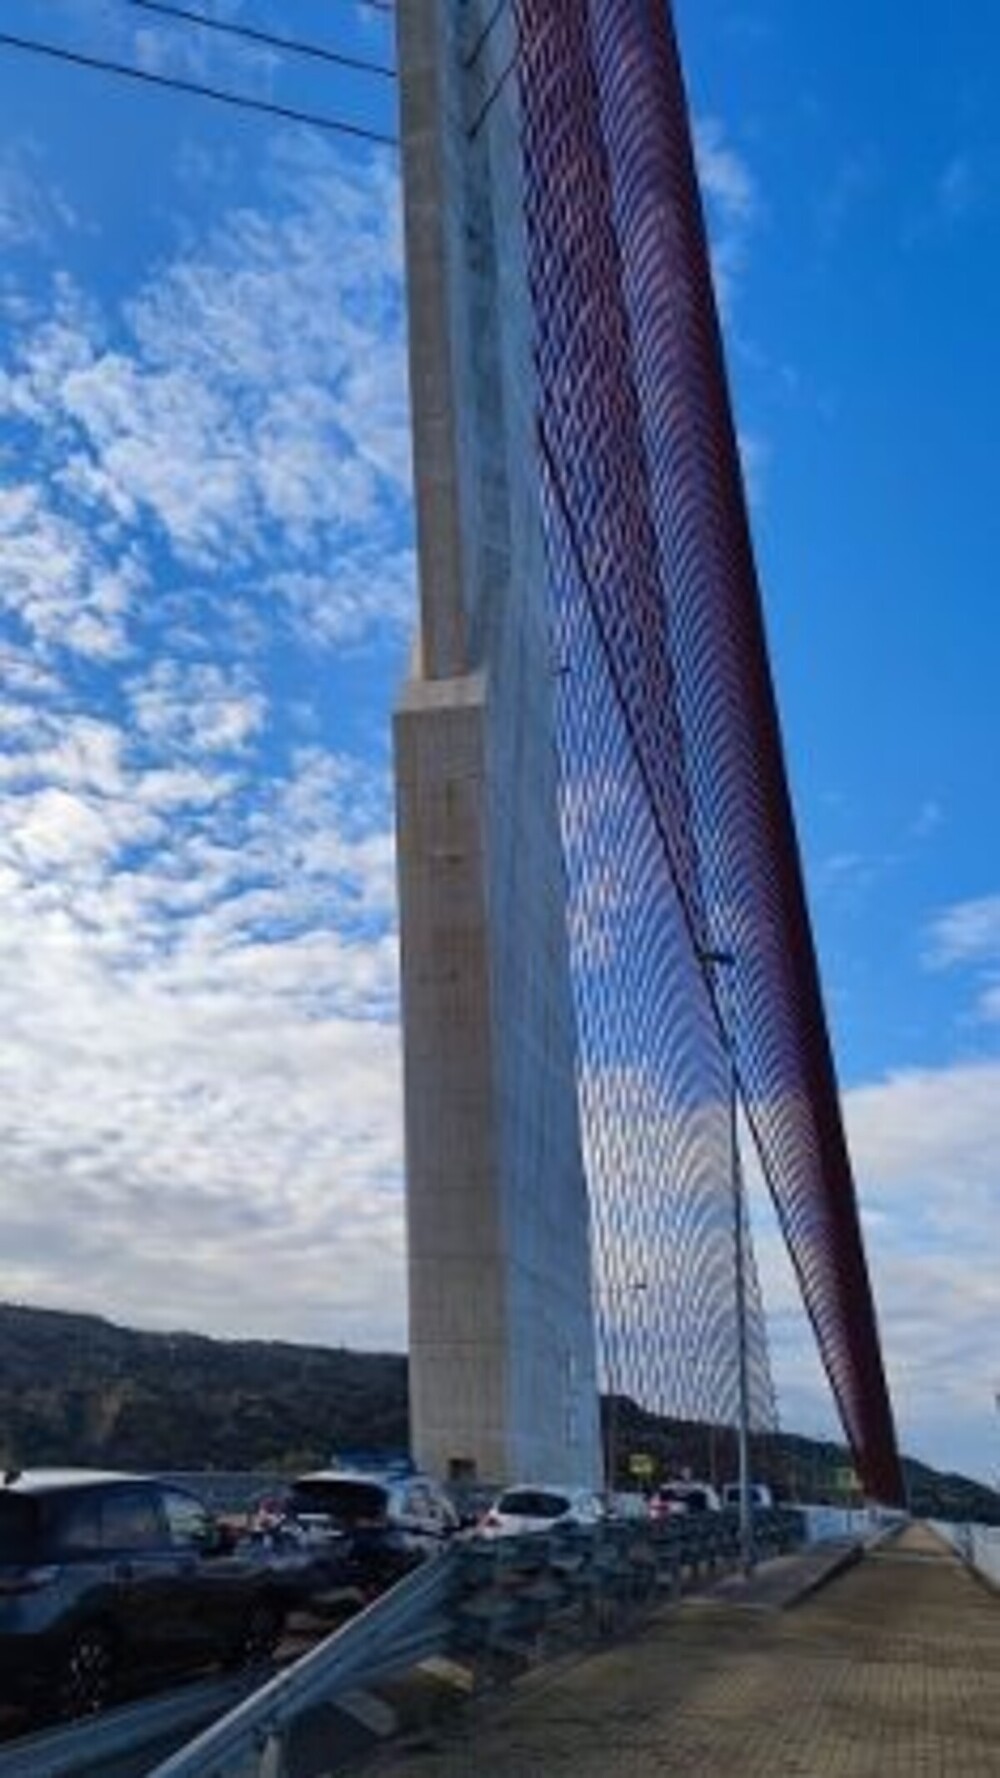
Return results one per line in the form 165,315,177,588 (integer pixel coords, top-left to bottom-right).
605,1276,647,1499
698,945,754,1577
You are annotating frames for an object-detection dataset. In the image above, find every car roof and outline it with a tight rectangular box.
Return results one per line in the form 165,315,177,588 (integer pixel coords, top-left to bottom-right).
1,1468,150,1496
293,1470,404,1488
496,1482,587,1499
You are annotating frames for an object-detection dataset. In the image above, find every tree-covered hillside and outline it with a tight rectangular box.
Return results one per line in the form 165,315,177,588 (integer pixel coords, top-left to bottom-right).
0,1302,407,1472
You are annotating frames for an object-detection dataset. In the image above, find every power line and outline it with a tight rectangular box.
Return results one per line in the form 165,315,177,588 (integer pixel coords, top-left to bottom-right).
0,28,397,146
463,0,509,69
466,41,519,140
122,0,396,81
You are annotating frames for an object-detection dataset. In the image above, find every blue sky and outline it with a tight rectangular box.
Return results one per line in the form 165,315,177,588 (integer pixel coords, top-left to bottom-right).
0,1,996,1486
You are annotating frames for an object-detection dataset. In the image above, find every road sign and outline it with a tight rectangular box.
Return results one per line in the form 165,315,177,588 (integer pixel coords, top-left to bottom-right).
628,1453,655,1480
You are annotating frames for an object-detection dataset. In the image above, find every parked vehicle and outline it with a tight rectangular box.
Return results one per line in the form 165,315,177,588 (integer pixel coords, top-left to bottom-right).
284,1469,459,1596
0,1469,311,1719
648,1480,721,1520
721,1481,774,1510
478,1484,605,1537
605,1491,651,1522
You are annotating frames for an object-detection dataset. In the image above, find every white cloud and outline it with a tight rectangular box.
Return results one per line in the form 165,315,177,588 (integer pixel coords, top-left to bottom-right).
129,659,266,756
0,131,412,1349
738,1055,1000,1481
817,148,880,248
737,429,770,508
911,799,944,840
924,893,1000,1024
0,144,77,250
694,115,760,316
846,1061,1000,1478
927,894,1000,968
936,154,975,221
0,481,140,660
0,722,406,1345
695,116,758,224
267,549,416,651
847,1058,999,1213
0,138,412,658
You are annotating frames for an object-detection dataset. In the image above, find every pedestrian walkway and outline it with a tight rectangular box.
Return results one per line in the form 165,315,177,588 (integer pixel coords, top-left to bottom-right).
371,1525,1000,1777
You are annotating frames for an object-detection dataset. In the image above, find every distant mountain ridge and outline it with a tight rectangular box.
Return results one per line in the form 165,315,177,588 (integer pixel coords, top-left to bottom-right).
0,1303,995,1523
0,1302,407,1473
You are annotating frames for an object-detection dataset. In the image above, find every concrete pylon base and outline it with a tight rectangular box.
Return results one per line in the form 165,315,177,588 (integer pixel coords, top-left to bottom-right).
395,669,600,1487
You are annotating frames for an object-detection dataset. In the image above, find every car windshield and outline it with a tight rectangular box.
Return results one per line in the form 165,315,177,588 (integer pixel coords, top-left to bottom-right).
288,1479,388,1525
497,1489,570,1519
0,1495,40,1562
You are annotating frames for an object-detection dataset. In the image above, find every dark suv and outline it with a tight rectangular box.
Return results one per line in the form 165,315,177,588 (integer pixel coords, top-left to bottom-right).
284,1469,459,1597
0,1469,300,1718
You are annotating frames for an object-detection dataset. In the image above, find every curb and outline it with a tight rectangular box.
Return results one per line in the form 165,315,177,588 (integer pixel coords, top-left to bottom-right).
782,1539,864,1609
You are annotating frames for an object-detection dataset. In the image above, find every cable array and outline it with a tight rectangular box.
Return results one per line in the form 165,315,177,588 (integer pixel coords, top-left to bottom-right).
514,0,903,1502
512,5,777,1439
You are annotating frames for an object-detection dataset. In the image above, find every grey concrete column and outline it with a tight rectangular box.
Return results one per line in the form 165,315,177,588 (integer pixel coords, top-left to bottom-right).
394,0,600,1486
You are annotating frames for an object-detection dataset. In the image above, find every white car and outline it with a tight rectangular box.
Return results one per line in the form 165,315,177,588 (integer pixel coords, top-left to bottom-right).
648,1480,721,1521
479,1484,605,1537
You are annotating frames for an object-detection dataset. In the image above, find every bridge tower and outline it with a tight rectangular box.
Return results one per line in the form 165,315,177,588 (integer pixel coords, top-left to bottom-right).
394,0,903,1506
393,0,601,1486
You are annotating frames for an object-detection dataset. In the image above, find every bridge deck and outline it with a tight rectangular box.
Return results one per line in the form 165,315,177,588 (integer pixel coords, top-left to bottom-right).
373,1525,1000,1776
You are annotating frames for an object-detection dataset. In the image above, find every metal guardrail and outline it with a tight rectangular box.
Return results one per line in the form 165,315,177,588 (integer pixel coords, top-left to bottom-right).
148,1508,805,1778
0,1511,806,1778
150,1551,458,1778
0,1673,259,1778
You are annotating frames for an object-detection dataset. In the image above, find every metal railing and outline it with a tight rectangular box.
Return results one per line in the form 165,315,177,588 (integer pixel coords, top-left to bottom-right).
798,1504,903,1546
931,1519,1000,1589
150,1551,458,1778
149,1509,805,1778
0,1672,260,1778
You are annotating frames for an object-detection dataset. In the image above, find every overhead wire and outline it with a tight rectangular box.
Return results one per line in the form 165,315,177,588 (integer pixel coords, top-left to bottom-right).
121,0,397,81
462,0,509,69
466,44,519,138
0,28,398,146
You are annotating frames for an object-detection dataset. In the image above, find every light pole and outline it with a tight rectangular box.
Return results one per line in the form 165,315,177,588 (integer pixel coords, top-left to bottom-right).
604,1276,648,1499
698,945,754,1577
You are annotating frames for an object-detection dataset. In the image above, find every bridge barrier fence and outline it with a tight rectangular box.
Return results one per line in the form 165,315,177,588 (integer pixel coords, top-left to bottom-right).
148,1508,805,1778
931,1519,1000,1589
798,1505,903,1546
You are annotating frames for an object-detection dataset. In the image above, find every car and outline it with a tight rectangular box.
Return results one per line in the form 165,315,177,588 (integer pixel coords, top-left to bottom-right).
721,1481,774,1510
648,1480,721,1521
605,1490,651,1522
478,1484,605,1537
0,1468,308,1719
284,1468,459,1597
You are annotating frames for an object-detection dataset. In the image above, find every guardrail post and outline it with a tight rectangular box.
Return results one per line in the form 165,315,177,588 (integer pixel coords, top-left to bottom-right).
258,1730,287,1778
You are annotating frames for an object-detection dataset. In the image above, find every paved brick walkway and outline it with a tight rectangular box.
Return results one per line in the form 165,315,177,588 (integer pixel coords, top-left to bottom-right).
372,1525,1000,1777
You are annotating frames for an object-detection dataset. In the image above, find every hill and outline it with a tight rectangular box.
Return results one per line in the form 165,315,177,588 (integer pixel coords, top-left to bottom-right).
1,1303,995,1523
603,1395,1000,1525
0,1302,407,1473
